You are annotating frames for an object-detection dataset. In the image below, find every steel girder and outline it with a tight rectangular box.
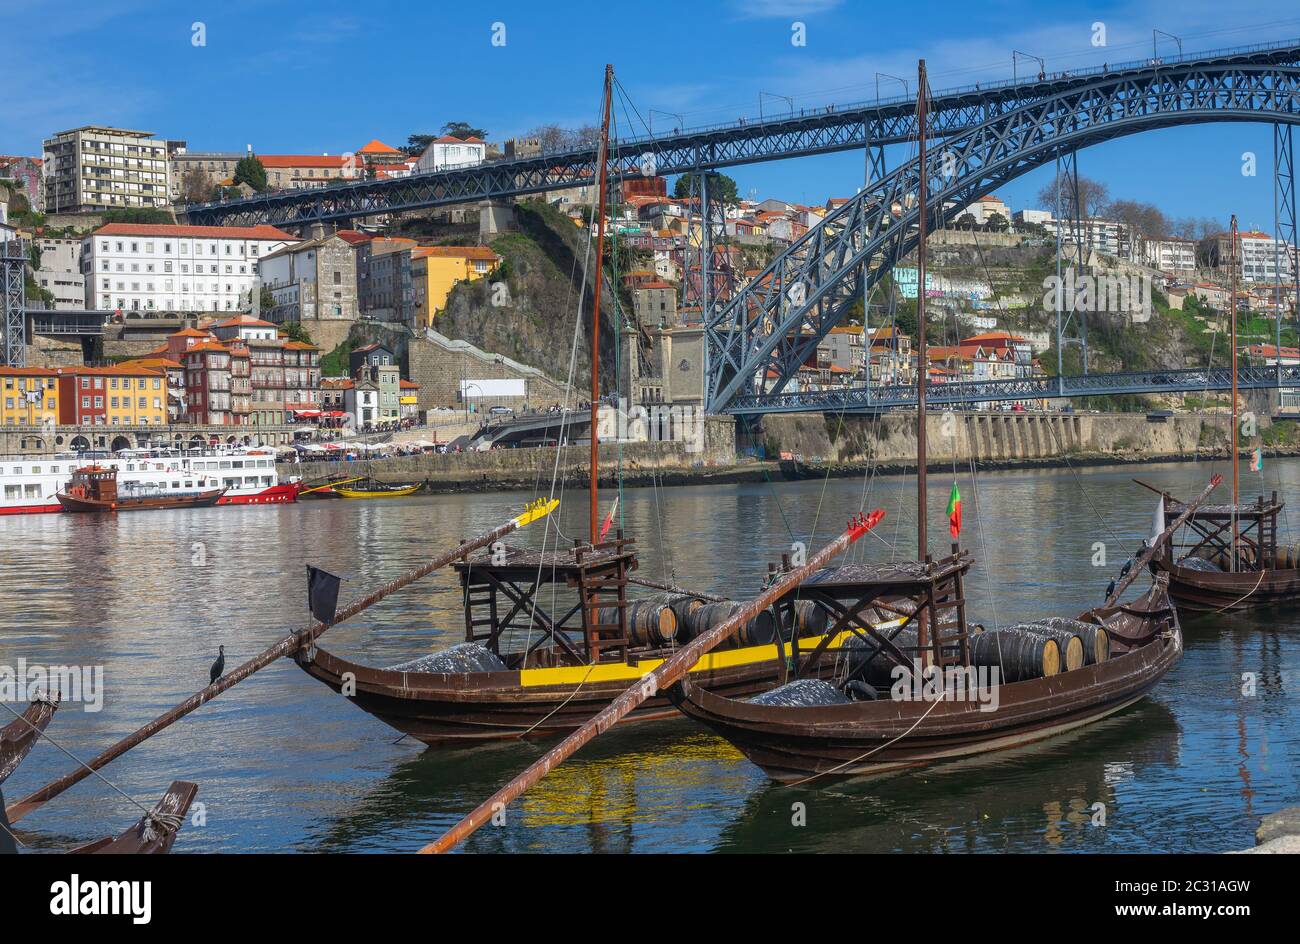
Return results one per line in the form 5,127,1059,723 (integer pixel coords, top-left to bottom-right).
183,41,1300,228
2,239,27,367
728,365,1300,414
706,58,1300,413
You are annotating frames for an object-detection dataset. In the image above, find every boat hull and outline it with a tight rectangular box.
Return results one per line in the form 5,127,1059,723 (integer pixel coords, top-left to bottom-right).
56,487,226,513
1150,554,1300,612
297,635,842,744
216,482,301,506
333,483,422,499
669,587,1182,783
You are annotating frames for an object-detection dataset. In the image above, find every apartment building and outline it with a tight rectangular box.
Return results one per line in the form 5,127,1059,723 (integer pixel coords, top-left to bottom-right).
167,148,242,200
83,222,294,312
1141,237,1197,274
42,126,170,214
259,154,364,190
410,246,500,327
257,234,359,323
0,368,59,426
32,237,86,309
1207,230,1296,283
54,365,167,426
183,340,251,425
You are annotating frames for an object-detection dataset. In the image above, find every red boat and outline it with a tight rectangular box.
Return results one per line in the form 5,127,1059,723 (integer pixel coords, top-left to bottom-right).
57,465,226,513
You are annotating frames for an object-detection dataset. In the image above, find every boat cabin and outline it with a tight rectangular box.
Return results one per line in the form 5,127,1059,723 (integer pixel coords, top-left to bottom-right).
62,466,119,505
453,533,637,667
778,549,974,684
1162,491,1285,572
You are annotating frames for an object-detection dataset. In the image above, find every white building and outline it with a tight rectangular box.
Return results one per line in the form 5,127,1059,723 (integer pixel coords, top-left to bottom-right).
1045,217,1132,258
42,126,170,214
0,203,15,243
82,223,294,312
414,136,487,173
1238,230,1295,283
1013,208,1054,227
959,194,1011,225
33,237,86,309
1141,237,1196,274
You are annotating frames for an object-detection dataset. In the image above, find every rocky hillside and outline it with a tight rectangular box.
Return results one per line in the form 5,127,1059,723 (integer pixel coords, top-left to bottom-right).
436,199,623,391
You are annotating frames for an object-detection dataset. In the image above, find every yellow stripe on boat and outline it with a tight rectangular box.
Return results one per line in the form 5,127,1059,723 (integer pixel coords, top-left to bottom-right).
518,630,860,687
513,497,560,528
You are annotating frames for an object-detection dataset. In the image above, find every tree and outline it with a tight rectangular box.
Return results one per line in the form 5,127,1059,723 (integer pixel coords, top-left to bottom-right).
1106,198,1169,242
1037,173,1109,218
180,166,215,204
984,211,1009,232
233,155,268,192
102,208,173,225
673,171,740,206
405,134,437,156
280,322,314,344
954,212,978,230
441,121,487,140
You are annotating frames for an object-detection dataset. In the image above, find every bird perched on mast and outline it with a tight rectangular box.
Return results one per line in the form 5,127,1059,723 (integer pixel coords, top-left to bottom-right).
210,646,225,685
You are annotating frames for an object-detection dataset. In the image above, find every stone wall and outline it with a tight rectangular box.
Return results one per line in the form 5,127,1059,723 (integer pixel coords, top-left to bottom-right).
407,329,570,413
0,423,299,455
757,411,1240,466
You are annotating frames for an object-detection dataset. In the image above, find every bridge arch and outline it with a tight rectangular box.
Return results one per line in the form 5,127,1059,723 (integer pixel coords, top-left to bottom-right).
706,60,1300,410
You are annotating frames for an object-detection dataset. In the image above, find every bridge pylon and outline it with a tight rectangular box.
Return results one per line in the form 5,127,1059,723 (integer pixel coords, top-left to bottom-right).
2,238,27,368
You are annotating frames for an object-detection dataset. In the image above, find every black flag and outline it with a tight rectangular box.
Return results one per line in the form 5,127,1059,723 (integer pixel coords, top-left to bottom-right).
307,565,342,624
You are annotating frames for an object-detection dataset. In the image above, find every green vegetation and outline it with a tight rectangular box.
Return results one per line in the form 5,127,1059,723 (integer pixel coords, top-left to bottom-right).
280,322,314,345
673,171,739,205
102,208,174,225
320,338,355,377
233,155,268,192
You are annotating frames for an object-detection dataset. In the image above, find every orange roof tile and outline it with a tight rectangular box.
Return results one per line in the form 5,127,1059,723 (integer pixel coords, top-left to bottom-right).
357,139,402,154
94,222,295,241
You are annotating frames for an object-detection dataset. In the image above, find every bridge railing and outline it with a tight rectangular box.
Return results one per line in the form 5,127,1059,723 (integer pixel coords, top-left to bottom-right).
726,365,1300,413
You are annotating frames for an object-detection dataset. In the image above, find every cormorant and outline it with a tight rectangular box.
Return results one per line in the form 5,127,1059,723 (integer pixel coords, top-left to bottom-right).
210,645,225,684
1105,579,1116,599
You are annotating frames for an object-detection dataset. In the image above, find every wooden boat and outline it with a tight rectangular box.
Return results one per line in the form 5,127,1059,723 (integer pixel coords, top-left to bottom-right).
1146,216,1300,612
670,566,1182,782
57,465,225,513
298,474,367,500
0,697,58,785
67,781,198,854
1148,489,1300,611
333,478,422,499
668,61,1187,786
298,535,848,742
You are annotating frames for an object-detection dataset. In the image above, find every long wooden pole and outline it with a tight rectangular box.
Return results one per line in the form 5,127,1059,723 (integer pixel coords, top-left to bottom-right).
590,64,614,544
1104,474,1223,606
915,59,929,563
421,508,887,853
1229,214,1240,572
6,499,559,824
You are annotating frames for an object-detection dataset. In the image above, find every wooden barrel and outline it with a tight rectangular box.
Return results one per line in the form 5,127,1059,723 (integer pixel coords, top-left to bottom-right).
784,599,829,639
1275,544,1300,570
1031,617,1110,664
1017,624,1085,672
683,601,777,647
596,600,678,648
642,592,706,626
969,627,1060,682
845,627,918,688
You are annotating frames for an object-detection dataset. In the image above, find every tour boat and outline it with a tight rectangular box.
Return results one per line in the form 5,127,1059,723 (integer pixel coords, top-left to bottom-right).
57,465,227,513
0,446,300,516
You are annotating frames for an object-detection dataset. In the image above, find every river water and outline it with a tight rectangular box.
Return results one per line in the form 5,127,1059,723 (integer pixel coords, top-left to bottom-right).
2,456,1298,853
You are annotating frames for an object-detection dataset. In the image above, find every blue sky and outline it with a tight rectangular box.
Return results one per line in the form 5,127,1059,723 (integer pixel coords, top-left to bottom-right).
2,0,1298,230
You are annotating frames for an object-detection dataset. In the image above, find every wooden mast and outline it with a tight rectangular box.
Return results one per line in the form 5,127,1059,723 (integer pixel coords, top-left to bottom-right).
915,60,932,667
590,64,614,544
916,59,929,563
1230,213,1240,571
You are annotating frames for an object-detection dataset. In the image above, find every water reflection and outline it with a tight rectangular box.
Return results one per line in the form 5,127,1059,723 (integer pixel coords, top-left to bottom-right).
1,459,1298,852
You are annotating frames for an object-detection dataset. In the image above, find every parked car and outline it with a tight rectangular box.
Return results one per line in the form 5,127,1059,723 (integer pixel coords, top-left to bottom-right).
489,406,514,416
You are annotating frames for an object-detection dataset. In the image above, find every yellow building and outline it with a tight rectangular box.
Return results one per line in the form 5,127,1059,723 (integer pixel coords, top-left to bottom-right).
102,366,167,426
0,368,59,427
411,246,502,327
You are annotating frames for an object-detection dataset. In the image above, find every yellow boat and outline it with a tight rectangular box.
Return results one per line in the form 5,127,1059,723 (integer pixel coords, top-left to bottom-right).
333,481,422,499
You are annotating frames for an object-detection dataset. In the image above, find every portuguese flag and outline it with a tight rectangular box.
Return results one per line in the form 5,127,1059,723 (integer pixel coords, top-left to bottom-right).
947,482,962,539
